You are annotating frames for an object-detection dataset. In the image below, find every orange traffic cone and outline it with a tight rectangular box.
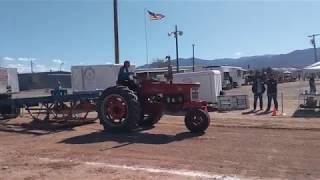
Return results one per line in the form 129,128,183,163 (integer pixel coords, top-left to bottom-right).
272,107,277,116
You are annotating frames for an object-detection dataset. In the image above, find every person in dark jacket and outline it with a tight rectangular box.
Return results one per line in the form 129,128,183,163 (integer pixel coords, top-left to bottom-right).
117,60,131,83
265,73,278,112
309,75,316,94
117,60,136,90
252,72,265,111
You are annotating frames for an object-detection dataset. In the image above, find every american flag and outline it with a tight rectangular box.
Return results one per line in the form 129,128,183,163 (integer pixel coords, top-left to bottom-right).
147,10,165,20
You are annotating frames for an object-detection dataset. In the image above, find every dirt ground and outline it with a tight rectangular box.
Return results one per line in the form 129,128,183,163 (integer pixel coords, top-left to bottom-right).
1,81,320,180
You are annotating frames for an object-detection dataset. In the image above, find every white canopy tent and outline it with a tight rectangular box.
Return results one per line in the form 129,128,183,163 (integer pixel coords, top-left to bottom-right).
283,70,292,74
303,62,320,73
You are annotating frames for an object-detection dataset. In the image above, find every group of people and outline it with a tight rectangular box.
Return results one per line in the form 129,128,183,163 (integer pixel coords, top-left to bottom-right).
251,72,278,113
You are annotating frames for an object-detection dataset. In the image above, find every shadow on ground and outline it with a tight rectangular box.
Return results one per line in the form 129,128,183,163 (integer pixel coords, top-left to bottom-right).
292,109,320,118
0,119,95,136
241,109,263,115
59,129,204,146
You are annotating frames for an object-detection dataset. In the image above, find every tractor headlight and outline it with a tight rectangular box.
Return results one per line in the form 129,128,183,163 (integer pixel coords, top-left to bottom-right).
191,87,199,101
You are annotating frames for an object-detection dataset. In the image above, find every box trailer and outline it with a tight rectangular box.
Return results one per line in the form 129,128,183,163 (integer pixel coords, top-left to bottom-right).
203,66,246,89
173,70,222,104
71,64,135,93
0,68,19,95
217,95,249,111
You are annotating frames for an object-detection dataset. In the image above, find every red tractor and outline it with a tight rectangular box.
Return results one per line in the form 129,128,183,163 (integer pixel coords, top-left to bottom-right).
96,62,210,133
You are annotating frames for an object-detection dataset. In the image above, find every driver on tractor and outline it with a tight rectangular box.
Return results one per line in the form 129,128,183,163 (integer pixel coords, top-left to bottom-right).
117,60,137,91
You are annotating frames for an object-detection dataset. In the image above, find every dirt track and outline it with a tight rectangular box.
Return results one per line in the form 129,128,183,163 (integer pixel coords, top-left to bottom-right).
1,81,320,179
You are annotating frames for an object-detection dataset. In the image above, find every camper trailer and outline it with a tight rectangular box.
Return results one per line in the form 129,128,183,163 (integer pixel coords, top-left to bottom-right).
203,66,246,89
173,70,222,105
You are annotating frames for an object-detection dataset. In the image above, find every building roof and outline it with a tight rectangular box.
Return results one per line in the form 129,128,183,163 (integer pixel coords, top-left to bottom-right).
135,66,197,73
203,65,247,71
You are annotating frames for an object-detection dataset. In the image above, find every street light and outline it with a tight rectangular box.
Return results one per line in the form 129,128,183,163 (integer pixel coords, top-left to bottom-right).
168,25,183,73
308,33,320,62
30,60,34,73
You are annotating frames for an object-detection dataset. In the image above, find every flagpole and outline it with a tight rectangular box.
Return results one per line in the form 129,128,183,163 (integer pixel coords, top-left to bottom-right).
144,8,149,65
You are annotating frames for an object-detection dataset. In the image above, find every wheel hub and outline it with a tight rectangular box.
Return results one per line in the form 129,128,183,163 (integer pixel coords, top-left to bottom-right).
104,95,128,121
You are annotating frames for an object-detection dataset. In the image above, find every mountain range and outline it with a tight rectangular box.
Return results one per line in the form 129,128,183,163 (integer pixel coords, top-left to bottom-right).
139,48,319,69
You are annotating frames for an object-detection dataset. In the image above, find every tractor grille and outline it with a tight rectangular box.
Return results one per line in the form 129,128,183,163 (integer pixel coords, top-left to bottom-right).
191,87,199,101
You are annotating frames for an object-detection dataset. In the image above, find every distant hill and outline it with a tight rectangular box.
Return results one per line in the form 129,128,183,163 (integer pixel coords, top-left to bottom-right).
139,48,319,69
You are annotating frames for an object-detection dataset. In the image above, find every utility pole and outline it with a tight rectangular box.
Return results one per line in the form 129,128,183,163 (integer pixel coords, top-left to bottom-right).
192,44,195,72
30,60,34,73
175,25,179,73
113,0,120,64
308,33,320,62
59,62,64,71
168,25,183,73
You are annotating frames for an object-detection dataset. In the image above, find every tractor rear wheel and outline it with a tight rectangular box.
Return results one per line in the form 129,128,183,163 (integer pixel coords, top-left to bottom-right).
184,109,210,133
97,86,141,132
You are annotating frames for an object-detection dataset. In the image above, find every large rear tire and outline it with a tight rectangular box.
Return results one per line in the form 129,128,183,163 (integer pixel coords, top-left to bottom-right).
184,109,210,133
97,86,141,132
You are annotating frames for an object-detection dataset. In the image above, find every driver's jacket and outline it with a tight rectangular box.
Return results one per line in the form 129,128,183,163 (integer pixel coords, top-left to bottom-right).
117,66,131,82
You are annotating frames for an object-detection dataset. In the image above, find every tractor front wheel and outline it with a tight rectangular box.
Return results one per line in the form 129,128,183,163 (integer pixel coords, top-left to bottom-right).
184,109,210,133
97,86,141,132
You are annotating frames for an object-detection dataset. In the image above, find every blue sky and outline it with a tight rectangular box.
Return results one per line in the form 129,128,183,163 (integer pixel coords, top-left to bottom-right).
0,0,320,72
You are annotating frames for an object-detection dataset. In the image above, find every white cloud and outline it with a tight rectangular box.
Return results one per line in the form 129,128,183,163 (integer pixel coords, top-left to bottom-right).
35,64,50,72
6,63,54,73
7,63,30,73
50,67,59,71
52,59,63,64
234,52,242,58
3,57,14,61
18,57,36,61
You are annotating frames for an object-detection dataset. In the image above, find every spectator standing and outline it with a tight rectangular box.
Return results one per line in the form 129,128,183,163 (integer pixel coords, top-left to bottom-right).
229,76,233,88
252,72,265,111
309,75,316,94
265,74,278,112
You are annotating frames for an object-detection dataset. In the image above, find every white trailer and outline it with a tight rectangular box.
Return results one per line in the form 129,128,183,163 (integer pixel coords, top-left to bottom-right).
0,68,19,94
173,70,222,104
203,66,246,89
71,64,135,93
